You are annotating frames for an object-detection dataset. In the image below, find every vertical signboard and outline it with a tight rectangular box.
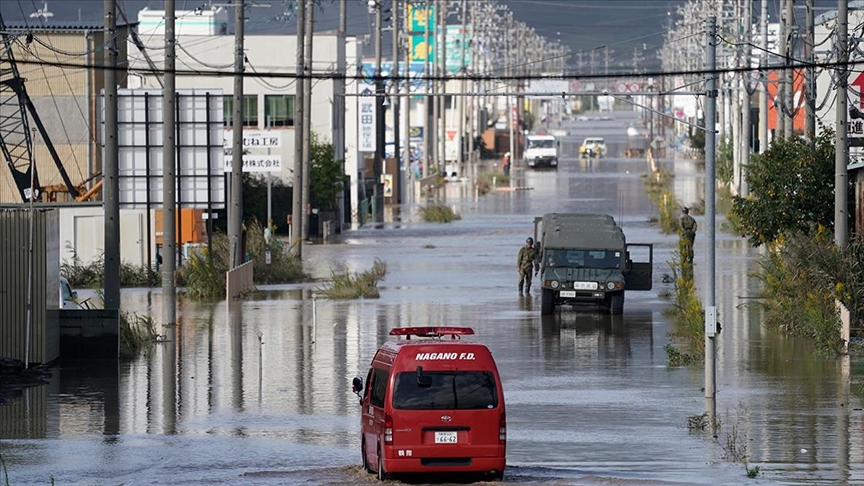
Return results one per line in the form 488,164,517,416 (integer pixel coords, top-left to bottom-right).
358,83,377,153
406,2,434,32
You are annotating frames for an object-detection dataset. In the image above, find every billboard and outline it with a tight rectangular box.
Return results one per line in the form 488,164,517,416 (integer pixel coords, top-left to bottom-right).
107,89,225,210
406,2,435,32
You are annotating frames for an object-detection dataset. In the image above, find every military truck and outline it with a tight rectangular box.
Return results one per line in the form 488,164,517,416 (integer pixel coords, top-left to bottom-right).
533,213,653,315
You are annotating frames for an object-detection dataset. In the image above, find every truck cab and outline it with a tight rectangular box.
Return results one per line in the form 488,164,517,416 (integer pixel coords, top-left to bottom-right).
533,213,653,315
523,134,559,169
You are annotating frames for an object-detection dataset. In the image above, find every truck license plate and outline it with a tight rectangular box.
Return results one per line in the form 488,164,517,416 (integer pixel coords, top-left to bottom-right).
435,431,458,444
559,290,576,298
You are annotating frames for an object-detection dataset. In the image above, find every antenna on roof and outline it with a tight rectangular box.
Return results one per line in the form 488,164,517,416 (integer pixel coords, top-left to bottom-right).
29,1,53,20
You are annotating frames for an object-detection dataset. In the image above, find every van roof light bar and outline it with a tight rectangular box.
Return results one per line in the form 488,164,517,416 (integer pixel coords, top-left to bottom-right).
389,327,475,340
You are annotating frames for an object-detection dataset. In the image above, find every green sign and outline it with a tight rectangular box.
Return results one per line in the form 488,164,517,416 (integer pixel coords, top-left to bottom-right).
406,3,435,33
409,34,435,63
445,25,472,73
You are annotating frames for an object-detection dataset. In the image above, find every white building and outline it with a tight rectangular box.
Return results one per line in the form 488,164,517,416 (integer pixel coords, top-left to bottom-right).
127,8,364,227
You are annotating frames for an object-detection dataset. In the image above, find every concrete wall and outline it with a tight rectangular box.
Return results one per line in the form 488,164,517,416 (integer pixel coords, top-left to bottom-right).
57,309,119,360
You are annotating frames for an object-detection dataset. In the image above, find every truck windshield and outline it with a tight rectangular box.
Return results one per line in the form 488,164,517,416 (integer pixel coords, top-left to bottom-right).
545,249,621,269
527,139,555,149
393,371,498,410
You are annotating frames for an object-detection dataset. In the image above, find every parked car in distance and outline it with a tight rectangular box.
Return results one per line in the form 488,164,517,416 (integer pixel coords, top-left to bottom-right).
60,277,81,309
351,326,506,481
579,137,607,158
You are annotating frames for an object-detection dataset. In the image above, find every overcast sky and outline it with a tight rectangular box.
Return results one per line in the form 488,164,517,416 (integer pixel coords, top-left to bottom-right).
0,0,845,73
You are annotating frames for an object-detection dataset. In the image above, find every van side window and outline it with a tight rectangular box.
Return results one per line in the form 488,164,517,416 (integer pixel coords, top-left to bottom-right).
370,368,389,408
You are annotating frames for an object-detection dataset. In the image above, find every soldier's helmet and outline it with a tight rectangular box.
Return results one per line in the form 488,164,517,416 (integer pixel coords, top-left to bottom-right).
526,237,534,245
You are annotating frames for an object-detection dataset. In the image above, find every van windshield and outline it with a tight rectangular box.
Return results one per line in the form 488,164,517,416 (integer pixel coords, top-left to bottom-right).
393,371,498,410
545,249,621,269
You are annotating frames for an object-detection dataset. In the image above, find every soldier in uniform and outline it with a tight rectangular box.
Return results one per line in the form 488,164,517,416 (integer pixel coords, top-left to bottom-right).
679,207,697,265
517,237,537,294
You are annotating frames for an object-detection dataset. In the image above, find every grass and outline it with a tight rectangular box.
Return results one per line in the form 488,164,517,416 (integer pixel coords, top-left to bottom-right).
61,245,159,288
317,259,387,299
418,204,461,223
719,403,762,479
475,172,511,195
119,312,158,359
642,170,679,234
663,246,706,366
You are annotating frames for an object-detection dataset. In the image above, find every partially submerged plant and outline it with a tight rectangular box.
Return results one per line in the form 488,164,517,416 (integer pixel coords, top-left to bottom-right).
318,259,387,300
419,204,461,223
120,311,157,358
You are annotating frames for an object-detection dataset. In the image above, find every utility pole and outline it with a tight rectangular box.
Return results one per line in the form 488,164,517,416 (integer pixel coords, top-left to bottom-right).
336,0,347,209
302,0,314,236
739,0,751,197
783,0,794,139
423,1,431,178
162,0,176,327
402,0,412,204
291,0,305,256
776,1,786,138
836,0,848,246
229,0,245,268
431,0,439,175
758,0,768,153
704,15,718,431
805,0,816,144
458,0,467,179
103,0,120,310
392,0,402,205
438,0,446,178
374,0,385,220
731,0,741,195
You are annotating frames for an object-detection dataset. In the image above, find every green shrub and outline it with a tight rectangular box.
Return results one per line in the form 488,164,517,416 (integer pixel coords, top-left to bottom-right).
318,259,387,299
419,204,461,223
754,232,845,355
177,217,308,300
62,245,159,288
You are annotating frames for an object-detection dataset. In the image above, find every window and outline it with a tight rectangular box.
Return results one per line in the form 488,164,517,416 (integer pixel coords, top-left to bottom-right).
264,95,295,127
363,368,374,401
370,368,389,408
393,371,498,410
223,95,258,127
545,249,621,270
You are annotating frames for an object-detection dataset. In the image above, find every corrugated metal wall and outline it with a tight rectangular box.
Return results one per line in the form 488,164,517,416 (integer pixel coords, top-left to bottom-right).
0,209,59,364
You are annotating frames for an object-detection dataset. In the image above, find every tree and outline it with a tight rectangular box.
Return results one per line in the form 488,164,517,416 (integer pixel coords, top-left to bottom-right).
309,132,344,210
731,130,842,247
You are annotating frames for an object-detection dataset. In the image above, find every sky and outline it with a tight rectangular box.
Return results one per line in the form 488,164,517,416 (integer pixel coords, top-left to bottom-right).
0,0,846,73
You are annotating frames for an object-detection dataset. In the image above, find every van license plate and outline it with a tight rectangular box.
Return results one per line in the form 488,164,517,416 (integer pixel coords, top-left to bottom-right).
434,431,458,444
559,290,576,298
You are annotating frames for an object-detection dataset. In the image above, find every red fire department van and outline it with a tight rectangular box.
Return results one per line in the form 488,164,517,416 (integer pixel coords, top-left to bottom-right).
351,327,506,481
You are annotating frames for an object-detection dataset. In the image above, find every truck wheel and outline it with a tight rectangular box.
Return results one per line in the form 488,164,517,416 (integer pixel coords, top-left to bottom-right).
541,289,555,315
609,292,624,315
377,449,388,481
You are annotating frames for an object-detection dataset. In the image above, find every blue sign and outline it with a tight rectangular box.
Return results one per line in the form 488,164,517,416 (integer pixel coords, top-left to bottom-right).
360,62,428,94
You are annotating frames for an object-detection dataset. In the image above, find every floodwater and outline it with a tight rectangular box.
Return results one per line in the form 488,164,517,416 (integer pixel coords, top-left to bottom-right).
3,112,864,485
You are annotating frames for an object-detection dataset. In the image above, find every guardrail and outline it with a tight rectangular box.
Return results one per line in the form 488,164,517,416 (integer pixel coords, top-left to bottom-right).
226,260,254,300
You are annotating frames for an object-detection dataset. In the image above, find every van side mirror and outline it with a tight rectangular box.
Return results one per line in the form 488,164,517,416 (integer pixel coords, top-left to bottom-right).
352,376,363,395
71,291,78,300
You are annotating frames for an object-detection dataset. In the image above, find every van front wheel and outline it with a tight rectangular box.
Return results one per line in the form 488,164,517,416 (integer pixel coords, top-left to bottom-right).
377,449,388,481
362,440,372,473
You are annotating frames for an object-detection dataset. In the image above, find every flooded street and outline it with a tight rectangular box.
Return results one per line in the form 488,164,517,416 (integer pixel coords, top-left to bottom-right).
3,112,864,485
